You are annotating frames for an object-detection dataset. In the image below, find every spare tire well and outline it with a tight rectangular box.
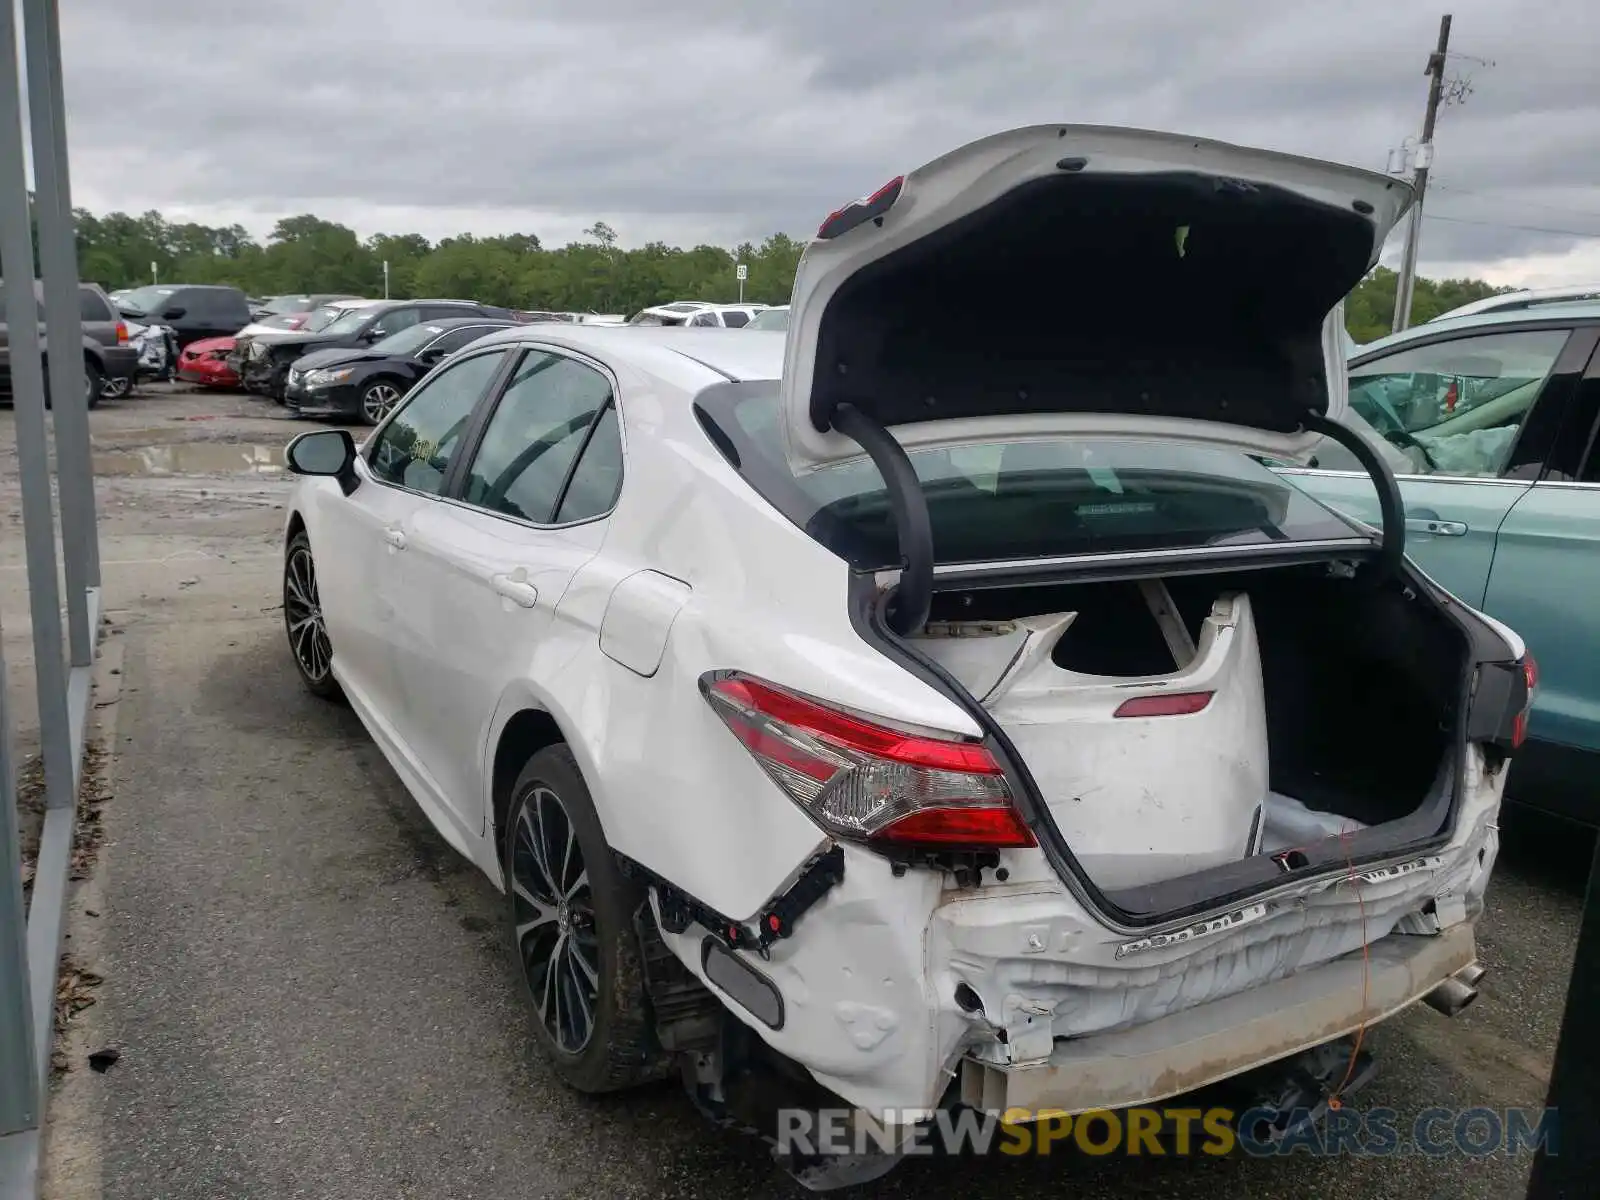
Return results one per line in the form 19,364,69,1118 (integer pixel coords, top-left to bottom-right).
493,709,567,857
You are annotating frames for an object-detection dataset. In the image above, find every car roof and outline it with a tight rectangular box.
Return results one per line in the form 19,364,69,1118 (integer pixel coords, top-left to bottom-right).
1429,284,1600,322
467,324,786,389
1353,300,1600,359
417,316,513,331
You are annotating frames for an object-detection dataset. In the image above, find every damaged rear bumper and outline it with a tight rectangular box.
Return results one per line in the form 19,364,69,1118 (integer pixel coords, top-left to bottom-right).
959,921,1474,1116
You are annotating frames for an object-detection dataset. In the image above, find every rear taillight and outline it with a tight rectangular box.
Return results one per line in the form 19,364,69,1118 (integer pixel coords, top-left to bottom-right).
286,315,308,329
115,321,128,344
1511,654,1538,749
1471,652,1537,755
702,672,1035,850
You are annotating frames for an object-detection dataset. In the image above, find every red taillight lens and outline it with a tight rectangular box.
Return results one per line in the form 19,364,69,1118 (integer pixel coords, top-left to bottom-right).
115,321,128,345
817,175,905,240
1511,654,1538,748
703,673,1034,850
1113,691,1214,718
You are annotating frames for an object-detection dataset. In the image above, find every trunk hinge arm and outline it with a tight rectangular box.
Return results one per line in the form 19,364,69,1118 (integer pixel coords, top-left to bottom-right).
1301,411,1406,576
829,402,933,635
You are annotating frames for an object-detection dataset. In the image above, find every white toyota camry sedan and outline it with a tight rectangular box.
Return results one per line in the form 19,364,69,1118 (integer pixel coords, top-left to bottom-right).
280,125,1532,1189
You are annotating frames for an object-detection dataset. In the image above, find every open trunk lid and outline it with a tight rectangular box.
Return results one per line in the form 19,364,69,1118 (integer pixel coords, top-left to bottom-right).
778,125,1412,472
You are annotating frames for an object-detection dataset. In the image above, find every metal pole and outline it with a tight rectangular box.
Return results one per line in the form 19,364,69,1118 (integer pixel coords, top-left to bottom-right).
0,0,73,813
23,0,98,663
1392,13,1452,333
1525,835,1600,1199
0,625,39,1137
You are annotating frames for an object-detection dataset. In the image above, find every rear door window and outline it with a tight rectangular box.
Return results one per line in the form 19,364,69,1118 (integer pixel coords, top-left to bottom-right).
458,351,615,523
721,311,750,328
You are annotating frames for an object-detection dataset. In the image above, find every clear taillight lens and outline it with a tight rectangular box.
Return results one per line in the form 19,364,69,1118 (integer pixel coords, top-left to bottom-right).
701,672,1035,850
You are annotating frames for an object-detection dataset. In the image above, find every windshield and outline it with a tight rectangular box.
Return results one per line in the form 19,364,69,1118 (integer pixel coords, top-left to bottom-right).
302,304,352,332
117,285,179,315
745,308,789,331
696,389,1362,569
319,308,373,338
371,323,447,357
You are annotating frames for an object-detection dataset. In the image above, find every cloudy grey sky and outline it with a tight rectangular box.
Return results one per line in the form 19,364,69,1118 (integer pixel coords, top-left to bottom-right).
58,0,1600,285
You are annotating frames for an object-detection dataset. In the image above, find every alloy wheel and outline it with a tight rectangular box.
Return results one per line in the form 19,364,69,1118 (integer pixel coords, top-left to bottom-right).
511,786,599,1054
361,382,401,424
283,546,332,683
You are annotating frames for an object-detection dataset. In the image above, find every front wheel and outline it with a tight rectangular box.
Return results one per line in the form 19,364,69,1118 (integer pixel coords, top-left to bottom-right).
283,531,341,700
359,379,404,425
504,746,663,1093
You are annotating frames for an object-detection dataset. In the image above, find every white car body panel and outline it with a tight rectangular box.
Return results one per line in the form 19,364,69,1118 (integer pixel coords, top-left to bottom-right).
284,129,1513,1135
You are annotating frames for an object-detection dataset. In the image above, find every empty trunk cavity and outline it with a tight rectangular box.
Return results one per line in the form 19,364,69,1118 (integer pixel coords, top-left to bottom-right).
908,563,1464,893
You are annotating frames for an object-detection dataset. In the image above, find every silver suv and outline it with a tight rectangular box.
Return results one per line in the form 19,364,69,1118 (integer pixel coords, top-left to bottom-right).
0,281,138,409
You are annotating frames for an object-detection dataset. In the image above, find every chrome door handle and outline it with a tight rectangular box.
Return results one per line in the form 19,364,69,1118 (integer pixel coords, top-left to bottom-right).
493,574,539,609
1405,517,1467,537
383,527,408,550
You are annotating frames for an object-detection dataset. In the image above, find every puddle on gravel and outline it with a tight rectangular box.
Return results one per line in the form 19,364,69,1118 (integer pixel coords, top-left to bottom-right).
93,443,287,477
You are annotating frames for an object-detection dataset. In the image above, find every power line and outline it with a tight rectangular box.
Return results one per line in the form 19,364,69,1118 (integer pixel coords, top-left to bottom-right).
1430,182,1600,223
1423,212,1600,239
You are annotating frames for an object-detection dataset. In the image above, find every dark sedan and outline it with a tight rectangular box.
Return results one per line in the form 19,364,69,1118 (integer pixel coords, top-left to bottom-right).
232,298,513,399
283,316,515,424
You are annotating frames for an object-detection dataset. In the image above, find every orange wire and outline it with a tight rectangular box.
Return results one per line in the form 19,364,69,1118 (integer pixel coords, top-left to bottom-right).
1327,821,1371,1111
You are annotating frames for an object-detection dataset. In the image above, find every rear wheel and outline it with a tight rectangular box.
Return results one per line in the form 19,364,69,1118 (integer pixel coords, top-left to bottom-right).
283,531,340,700
504,746,661,1093
359,379,404,425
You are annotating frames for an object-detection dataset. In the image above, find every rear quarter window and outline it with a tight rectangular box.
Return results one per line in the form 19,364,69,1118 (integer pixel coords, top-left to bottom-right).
694,386,1362,569
79,289,114,322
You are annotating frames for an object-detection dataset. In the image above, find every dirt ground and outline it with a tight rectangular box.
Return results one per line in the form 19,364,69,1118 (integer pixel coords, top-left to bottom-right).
0,382,1593,1199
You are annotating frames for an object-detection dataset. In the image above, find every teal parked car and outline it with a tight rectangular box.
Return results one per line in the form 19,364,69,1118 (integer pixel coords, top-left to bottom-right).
1282,301,1600,823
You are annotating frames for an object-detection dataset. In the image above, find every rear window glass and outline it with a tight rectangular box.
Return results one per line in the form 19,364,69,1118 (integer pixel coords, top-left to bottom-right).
695,388,1363,569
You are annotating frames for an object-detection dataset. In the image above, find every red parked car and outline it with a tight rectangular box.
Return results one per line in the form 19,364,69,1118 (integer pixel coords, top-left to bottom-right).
176,336,240,388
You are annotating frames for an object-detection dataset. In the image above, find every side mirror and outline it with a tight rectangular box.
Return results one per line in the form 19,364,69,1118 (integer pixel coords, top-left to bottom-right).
417,345,449,364
162,306,186,320
363,327,387,343
285,429,360,496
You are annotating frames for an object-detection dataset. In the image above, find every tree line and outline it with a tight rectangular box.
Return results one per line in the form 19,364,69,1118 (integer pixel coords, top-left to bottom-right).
72,206,1507,331
73,210,803,315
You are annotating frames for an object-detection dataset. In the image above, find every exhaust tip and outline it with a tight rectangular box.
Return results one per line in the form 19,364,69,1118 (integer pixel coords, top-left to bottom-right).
1456,961,1487,989
1422,975,1480,1018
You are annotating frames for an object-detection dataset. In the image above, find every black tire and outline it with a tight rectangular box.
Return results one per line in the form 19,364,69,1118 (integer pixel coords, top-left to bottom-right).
282,531,342,701
40,358,102,411
358,378,405,426
504,745,661,1093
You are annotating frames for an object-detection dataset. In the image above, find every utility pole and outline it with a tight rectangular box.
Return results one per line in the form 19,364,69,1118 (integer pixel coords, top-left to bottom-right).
1392,14,1452,333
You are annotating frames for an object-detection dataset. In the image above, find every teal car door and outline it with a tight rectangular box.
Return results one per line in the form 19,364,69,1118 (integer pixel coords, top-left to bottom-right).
1282,324,1585,608
1479,338,1600,821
